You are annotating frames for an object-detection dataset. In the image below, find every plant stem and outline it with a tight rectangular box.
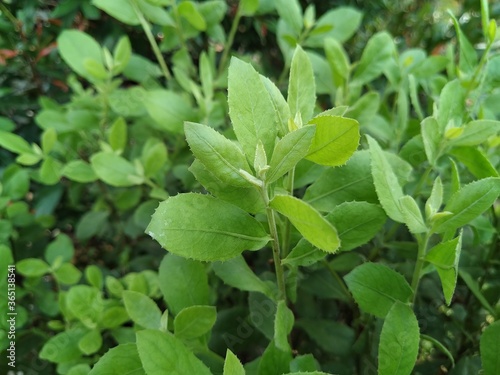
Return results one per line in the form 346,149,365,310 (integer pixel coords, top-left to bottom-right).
261,185,287,301
132,1,172,82
218,7,242,75
411,232,430,304
281,168,295,258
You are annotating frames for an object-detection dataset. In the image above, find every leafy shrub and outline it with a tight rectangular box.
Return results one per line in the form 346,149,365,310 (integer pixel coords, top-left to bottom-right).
0,0,499,374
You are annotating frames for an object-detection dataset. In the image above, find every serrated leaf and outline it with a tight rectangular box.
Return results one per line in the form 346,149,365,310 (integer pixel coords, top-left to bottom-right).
306,115,359,166
481,321,500,375
270,195,340,253
344,263,412,318
136,330,212,375
228,57,277,162
147,194,270,261
123,291,161,329
267,126,315,183
432,177,500,233
185,122,252,187
174,305,216,339
378,301,420,375
367,135,405,223
223,349,245,375
288,45,316,124
399,195,427,234
425,232,462,305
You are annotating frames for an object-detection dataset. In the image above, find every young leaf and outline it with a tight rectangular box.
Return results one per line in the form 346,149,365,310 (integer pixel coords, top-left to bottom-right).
91,152,144,187
89,343,145,375
449,11,477,74
437,80,466,132
260,75,290,137
351,32,395,86
41,128,57,154
324,37,350,87
239,0,259,16
270,195,340,253
378,301,420,375
267,126,315,183
274,0,303,34
448,120,500,146
178,1,206,30
305,7,362,46
174,305,217,340
78,329,102,355
66,285,103,329
136,330,212,375
344,263,413,318
113,35,132,74
147,193,270,261
288,45,316,124
228,57,277,162
158,254,209,315
185,122,252,187
108,117,127,151
282,239,326,267
306,115,360,166
420,117,441,165
425,176,443,219
432,177,500,233
326,201,387,251
258,340,293,375
399,195,427,234
0,130,35,155
425,232,462,305
367,135,405,223
274,301,294,351
57,30,103,80
122,290,161,329
212,255,275,299
17,258,50,277
223,350,245,375
480,321,500,375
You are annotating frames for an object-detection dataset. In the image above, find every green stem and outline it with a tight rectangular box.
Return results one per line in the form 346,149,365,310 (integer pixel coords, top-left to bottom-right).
218,7,242,75
132,1,172,82
261,185,287,301
411,232,430,304
281,168,295,258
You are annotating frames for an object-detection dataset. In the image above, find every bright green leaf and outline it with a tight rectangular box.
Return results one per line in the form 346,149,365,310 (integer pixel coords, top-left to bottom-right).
63,160,98,183
178,1,206,30
174,305,217,339
57,30,103,80
274,301,294,351
224,349,245,375
399,195,427,234
123,290,161,329
89,343,146,375
108,117,127,151
90,152,143,187
288,45,316,124
481,321,500,375
17,258,50,277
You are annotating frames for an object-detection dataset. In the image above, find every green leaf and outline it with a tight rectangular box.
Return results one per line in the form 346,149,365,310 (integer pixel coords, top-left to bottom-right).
92,0,140,25
228,57,277,162
17,258,50,277
267,126,315,183
174,305,217,339
85,265,103,289
367,135,405,223
212,255,274,298
297,319,355,356
449,147,499,179
270,195,340,253
437,80,466,132
45,234,74,265
305,7,362,46
304,151,377,211
136,330,212,375
57,30,103,80
113,35,132,74
399,195,427,234
223,350,245,375
199,52,213,100
0,130,34,155
324,37,350,87
449,11,477,74
421,117,440,165
89,343,146,374
459,270,496,316
66,285,103,329
145,90,195,133
274,0,303,34
239,0,259,16
63,160,98,183
425,232,462,305
189,159,264,214
78,329,102,355
109,117,127,151
351,32,395,86
178,1,206,30
137,0,175,26
378,302,420,375
41,128,57,154
91,152,143,187
274,301,294,351
142,141,168,178
282,239,325,267
40,327,86,363
288,45,316,124
148,194,270,261
76,210,109,240
481,321,500,375
123,291,161,329
260,75,290,137
448,120,500,146
39,157,63,185
83,58,108,80
185,122,252,187
425,176,443,219
432,177,500,233
53,263,82,285
306,115,360,166
258,340,293,375
344,263,413,318
158,254,209,315
326,201,387,251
